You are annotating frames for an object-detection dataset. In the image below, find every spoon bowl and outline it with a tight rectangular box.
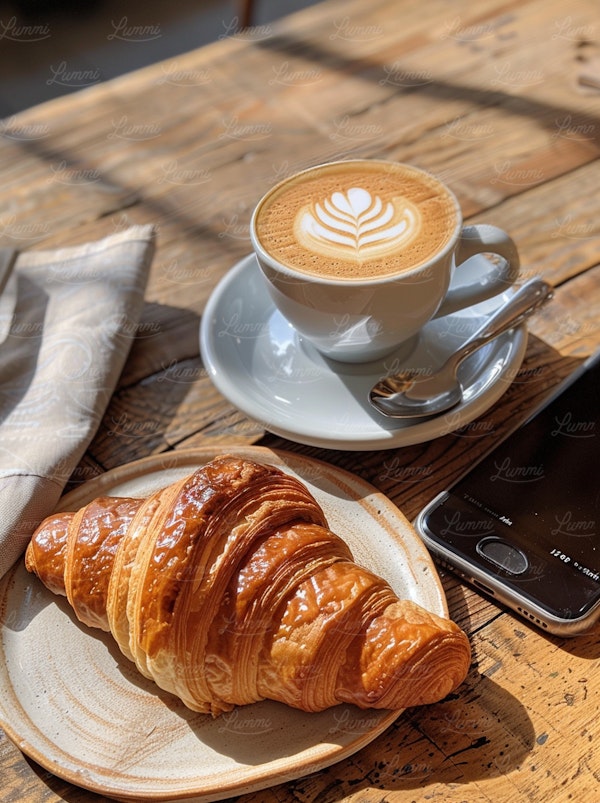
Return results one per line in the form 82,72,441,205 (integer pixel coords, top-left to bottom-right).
369,279,553,419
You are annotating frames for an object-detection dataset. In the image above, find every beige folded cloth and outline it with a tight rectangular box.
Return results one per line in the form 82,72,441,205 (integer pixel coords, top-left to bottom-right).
0,225,156,578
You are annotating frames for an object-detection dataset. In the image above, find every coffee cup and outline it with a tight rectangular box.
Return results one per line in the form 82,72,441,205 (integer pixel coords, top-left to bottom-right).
250,160,520,363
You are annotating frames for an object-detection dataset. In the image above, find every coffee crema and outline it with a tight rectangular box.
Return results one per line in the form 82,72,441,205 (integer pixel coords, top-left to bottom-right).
253,161,459,280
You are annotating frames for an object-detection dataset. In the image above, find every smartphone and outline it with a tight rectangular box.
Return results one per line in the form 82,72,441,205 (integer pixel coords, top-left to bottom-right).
414,350,600,636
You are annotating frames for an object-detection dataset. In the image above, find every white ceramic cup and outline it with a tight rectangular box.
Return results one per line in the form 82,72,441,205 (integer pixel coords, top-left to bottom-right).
250,160,520,363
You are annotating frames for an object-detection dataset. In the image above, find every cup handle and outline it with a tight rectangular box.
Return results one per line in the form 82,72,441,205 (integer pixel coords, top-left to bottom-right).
434,224,521,318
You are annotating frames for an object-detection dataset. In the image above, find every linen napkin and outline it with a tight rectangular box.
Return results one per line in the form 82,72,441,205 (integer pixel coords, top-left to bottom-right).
0,225,156,579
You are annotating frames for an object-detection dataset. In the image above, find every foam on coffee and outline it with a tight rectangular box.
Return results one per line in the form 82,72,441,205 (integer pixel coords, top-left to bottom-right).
254,161,459,280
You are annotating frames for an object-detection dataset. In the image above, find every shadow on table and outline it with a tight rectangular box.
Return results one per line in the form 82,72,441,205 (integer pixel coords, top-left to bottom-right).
319,672,537,797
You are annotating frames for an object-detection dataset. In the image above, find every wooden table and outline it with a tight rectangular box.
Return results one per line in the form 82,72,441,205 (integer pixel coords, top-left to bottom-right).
2,0,599,800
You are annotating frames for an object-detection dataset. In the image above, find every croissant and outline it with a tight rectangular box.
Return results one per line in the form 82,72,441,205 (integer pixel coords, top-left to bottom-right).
25,454,470,716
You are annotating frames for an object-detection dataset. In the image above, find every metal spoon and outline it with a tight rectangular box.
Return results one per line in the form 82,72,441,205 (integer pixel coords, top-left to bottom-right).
369,278,553,419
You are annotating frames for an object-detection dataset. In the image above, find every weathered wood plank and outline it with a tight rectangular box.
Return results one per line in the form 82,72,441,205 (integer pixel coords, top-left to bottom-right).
2,0,599,260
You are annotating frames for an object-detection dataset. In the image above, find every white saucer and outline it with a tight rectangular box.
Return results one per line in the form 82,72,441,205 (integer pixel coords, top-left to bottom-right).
200,255,527,450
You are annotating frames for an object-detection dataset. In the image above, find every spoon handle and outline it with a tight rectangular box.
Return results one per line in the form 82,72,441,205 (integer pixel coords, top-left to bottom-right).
446,278,553,372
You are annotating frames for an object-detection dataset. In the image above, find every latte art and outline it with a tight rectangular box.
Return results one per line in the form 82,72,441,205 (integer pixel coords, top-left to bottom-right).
253,160,458,280
296,187,420,260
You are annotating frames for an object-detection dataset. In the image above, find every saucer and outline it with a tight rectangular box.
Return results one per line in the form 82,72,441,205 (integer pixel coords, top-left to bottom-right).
200,255,527,450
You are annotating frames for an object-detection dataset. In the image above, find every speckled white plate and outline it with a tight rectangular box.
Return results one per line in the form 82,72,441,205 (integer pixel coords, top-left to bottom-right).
0,447,448,802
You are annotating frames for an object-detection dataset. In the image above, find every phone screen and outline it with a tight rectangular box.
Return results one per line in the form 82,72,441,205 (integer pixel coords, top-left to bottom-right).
416,352,600,627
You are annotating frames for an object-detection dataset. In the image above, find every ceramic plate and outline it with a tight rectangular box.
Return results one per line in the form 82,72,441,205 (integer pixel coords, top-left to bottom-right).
0,447,448,802
200,254,528,450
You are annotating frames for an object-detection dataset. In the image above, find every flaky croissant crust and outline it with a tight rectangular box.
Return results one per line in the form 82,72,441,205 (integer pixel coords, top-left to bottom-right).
25,455,470,716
